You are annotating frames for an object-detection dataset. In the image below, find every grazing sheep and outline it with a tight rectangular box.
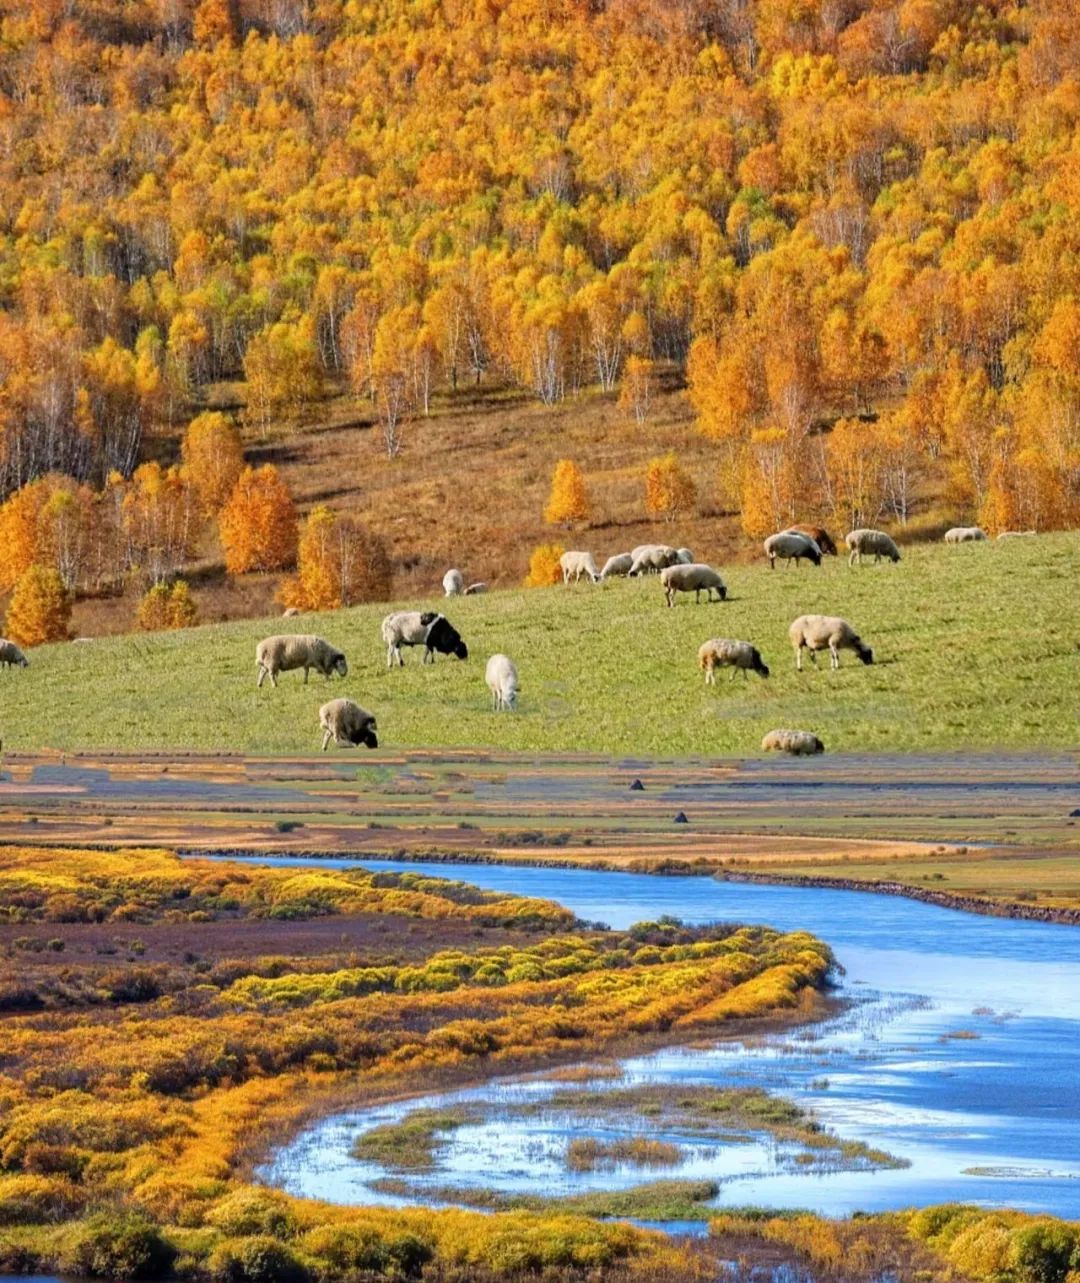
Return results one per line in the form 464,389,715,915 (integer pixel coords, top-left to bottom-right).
282,606,301,617
764,531,822,569
762,729,825,755
944,526,988,544
464,582,488,594
256,635,347,688
660,563,727,606
845,528,901,565
997,529,1036,540
599,553,634,581
485,653,519,710
676,548,694,564
698,639,769,683
786,524,838,556
319,699,378,751
0,639,29,668
443,568,465,596
559,551,600,584
628,544,680,576
789,614,873,671
381,611,468,667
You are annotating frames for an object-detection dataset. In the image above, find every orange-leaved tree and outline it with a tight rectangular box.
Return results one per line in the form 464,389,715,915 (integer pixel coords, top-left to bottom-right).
181,412,244,515
543,459,590,525
523,543,565,587
219,465,298,576
645,452,696,523
136,580,199,631
281,506,392,610
5,565,71,647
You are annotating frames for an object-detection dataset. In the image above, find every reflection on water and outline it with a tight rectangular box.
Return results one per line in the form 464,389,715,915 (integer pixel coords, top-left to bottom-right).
231,857,1080,1218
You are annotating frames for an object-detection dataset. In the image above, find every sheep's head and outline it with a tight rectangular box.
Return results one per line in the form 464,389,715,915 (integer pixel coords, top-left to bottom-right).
354,719,378,749
18,655,29,667
453,640,469,660
333,655,348,678
758,661,770,679
858,645,874,665
718,584,728,601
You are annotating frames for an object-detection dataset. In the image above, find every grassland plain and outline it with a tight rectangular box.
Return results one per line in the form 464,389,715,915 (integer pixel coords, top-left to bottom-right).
2,534,1077,757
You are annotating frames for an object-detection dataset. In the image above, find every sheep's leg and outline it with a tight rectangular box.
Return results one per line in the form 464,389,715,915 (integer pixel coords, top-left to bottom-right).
830,643,840,670
729,668,737,682
303,667,309,684
321,729,332,751
795,646,803,672
270,669,278,688
257,665,266,688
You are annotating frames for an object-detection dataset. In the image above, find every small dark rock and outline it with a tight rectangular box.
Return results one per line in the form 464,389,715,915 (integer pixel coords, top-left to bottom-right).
1070,808,1080,817
673,811,689,824
629,779,645,791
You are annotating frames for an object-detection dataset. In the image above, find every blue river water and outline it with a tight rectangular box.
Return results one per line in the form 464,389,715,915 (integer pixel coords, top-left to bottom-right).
227,855,1080,1219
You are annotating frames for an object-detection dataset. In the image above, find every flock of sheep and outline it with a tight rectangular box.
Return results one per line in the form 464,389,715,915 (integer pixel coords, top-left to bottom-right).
0,520,1031,758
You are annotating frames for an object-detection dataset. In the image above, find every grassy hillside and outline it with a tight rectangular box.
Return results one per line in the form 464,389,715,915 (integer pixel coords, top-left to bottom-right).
2,533,1076,757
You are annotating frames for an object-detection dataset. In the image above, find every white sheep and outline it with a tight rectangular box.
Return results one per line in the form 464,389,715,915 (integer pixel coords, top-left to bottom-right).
764,531,822,569
599,553,634,581
443,568,465,596
762,729,824,755
381,611,468,667
660,563,727,606
0,639,29,668
464,582,488,594
997,530,1036,540
676,548,694,564
256,635,347,688
789,614,873,671
281,606,301,617
485,653,519,711
698,639,769,683
944,527,988,544
319,699,378,751
628,545,680,576
846,528,901,565
559,551,600,584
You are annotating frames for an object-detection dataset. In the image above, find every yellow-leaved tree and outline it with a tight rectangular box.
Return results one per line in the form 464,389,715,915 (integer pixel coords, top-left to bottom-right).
136,580,199,631
280,506,392,610
523,544,565,587
5,565,71,647
543,460,590,525
645,452,696,523
181,412,244,515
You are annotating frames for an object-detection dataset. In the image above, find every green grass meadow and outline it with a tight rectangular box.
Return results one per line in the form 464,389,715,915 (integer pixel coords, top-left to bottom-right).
2,533,1077,756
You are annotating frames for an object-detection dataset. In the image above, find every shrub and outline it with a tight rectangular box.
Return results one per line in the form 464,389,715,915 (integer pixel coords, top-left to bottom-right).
61,1211,176,1280
523,543,564,587
543,459,590,525
207,1191,298,1240
208,1235,309,1283
136,580,199,631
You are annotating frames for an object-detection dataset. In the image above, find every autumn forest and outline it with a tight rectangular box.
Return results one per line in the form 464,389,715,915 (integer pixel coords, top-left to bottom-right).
0,0,1078,636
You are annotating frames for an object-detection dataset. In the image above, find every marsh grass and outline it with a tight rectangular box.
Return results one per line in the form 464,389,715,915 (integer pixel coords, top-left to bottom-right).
2,533,1076,755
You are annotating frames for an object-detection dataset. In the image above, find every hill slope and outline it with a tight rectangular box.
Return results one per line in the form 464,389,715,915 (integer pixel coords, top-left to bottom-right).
3,533,1076,757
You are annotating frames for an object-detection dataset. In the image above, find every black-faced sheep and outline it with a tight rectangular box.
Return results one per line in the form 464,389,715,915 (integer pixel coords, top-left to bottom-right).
789,614,873,671
485,653,519,710
0,640,29,668
764,531,822,569
660,563,727,606
319,699,378,751
559,551,600,583
846,528,901,565
256,635,347,688
698,638,769,683
464,582,488,594
762,729,824,755
381,611,468,667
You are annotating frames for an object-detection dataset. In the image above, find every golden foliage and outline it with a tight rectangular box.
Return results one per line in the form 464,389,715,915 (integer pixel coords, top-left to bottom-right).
135,580,199,632
543,460,590,526
4,565,71,647
218,466,298,576
523,543,565,587
280,505,392,610
644,452,696,523
181,413,244,516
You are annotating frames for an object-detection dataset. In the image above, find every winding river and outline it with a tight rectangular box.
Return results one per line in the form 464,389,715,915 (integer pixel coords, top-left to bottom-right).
233,856,1080,1220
